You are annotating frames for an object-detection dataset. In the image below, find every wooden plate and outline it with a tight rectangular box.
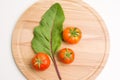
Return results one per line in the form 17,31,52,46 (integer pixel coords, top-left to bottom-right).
12,0,109,80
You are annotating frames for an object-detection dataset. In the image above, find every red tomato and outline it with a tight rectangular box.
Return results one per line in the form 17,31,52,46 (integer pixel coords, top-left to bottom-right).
58,48,75,64
32,53,50,71
63,27,82,44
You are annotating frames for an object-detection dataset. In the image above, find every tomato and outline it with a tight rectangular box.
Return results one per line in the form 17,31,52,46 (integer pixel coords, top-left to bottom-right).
32,53,50,71
58,48,75,64
63,27,82,44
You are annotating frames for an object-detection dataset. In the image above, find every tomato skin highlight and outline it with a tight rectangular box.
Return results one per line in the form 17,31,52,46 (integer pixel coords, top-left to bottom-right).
58,48,75,64
63,27,82,44
32,53,50,71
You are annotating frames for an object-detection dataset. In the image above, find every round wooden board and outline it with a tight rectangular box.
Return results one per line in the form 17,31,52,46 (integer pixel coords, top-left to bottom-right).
12,0,109,80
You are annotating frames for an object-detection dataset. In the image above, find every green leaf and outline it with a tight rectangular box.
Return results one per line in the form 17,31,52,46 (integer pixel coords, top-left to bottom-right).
32,3,65,57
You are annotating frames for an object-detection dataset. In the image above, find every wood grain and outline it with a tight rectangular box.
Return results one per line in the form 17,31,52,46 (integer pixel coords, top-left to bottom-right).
12,0,109,80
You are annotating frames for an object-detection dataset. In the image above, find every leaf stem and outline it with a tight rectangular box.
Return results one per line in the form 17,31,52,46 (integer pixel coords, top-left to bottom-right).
51,55,62,80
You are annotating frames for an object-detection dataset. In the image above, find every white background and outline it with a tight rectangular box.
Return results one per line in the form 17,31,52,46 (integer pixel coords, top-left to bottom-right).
0,0,120,80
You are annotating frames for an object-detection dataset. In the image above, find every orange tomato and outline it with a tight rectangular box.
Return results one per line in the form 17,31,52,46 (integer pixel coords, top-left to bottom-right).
32,53,50,71
63,27,82,44
58,48,75,64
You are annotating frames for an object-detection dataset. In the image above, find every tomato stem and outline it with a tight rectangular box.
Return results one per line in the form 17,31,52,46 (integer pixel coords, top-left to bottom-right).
70,28,80,37
52,55,62,80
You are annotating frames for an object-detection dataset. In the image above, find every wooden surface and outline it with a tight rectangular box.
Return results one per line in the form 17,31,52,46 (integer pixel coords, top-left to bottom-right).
12,0,109,80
